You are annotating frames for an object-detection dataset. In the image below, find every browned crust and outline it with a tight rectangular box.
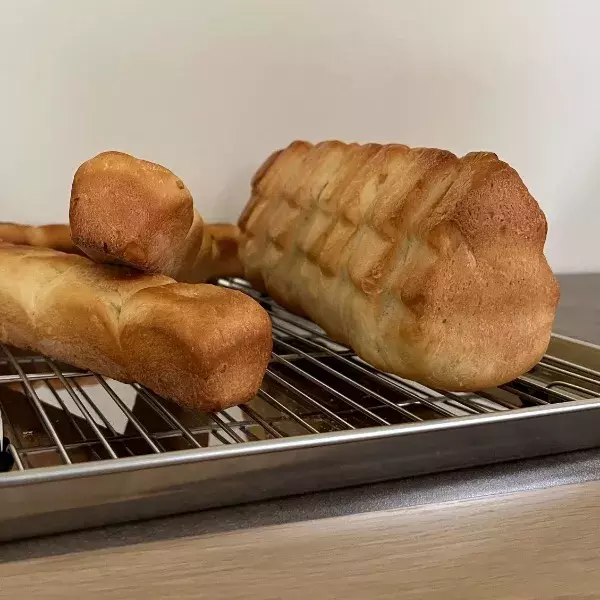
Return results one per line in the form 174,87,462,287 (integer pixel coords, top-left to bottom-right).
69,151,243,283
0,222,80,254
0,244,272,411
238,140,559,391
70,151,202,277
183,223,244,283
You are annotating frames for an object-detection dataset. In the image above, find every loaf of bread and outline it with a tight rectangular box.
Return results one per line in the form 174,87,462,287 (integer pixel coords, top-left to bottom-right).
239,140,559,391
70,151,244,282
4,218,242,283
188,223,244,283
0,244,271,410
0,222,79,254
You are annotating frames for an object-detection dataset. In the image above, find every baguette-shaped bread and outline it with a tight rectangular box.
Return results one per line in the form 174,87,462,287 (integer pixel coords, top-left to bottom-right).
70,151,203,278
0,245,271,410
69,151,244,282
5,218,243,283
186,223,244,282
239,140,559,391
0,222,79,254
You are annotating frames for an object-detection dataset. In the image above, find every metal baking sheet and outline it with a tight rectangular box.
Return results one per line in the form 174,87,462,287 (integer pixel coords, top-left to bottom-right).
0,278,599,541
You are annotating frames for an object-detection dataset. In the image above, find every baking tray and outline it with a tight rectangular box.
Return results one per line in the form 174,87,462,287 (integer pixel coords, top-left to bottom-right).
0,278,599,541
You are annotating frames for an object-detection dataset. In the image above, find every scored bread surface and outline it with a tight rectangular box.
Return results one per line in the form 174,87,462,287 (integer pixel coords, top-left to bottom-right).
239,140,559,391
0,222,79,254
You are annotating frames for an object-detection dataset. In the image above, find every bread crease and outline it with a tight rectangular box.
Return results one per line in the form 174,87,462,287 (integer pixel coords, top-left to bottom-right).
239,140,559,391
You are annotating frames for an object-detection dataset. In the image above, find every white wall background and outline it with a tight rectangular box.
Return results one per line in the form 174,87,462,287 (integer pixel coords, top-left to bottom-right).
0,0,597,273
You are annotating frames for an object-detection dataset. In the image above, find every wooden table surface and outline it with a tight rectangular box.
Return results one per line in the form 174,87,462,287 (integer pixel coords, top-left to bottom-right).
2,480,600,599
0,274,598,599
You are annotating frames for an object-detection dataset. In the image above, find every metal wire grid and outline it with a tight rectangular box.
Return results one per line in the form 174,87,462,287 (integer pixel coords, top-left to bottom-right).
0,278,599,471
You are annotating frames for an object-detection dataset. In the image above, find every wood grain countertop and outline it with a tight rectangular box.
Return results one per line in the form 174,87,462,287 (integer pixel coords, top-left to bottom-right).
1,273,599,598
2,480,600,599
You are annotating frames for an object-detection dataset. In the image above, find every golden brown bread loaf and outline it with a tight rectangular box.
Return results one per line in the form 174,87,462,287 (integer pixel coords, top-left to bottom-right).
189,223,245,282
69,151,244,282
0,244,271,411
239,140,559,391
0,222,79,254
3,219,243,283
70,151,203,277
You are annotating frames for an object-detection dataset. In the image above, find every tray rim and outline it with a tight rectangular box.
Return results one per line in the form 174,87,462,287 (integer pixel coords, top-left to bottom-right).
1,332,598,488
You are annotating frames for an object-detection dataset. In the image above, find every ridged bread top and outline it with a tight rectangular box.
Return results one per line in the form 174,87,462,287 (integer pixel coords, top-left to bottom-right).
239,140,559,391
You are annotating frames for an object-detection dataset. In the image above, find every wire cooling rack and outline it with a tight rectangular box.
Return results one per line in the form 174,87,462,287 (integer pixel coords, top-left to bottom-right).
0,277,599,472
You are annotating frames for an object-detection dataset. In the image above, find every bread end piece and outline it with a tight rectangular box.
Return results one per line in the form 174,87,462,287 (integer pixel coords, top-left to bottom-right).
120,283,272,411
399,151,560,390
70,151,199,276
